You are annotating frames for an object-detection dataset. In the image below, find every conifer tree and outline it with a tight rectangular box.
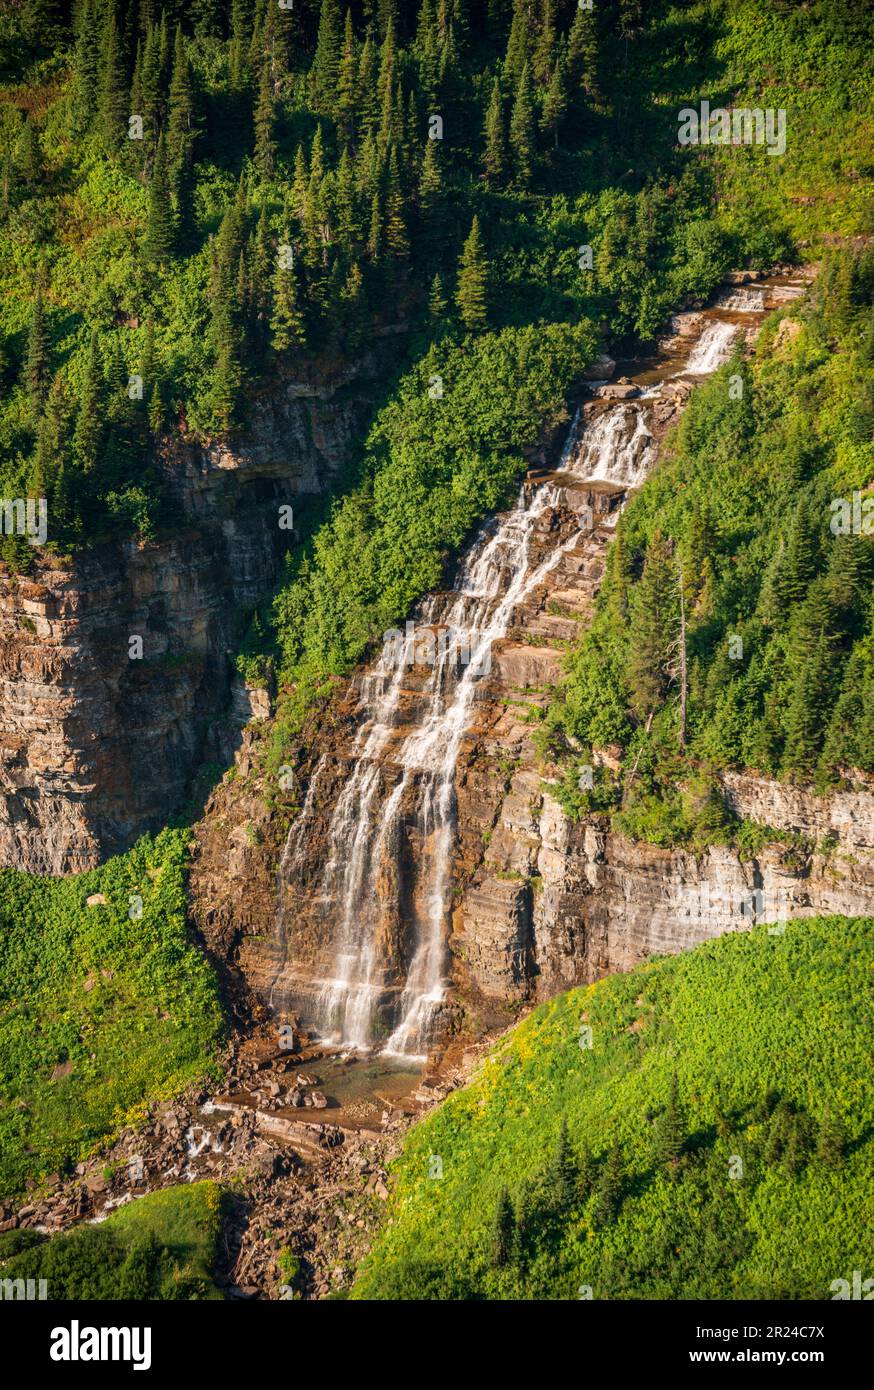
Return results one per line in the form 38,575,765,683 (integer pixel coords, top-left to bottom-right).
148,381,163,435
482,75,507,185
144,132,176,264
654,1073,686,1168
628,531,677,720
336,9,358,144
416,0,440,109
418,136,443,216
357,33,380,136
32,371,68,506
72,0,99,138
568,1,599,101
547,1118,578,1215
72,333,104,474
509,62,536,186
541,50,569,149
270,244,306,351
291,144,309,222
254,57,277,176
491,1188,516,1268
533,0,557,86
336,146,359,251
24,286,50,415
817,1109,847,1168
311,0,343,112
594,1144,623,1226
456,215,488,329
367,187,383,262
167,27,197,246
384,145,408,258
98,10,129,156
18,117,41,187
428,271,448,323
504,0,531,84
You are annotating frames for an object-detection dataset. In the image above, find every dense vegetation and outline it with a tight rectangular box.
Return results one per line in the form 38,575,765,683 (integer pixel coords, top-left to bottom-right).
541,248,874,845
0,1181,225,1298
353,915,874,1299
0,829,223,1199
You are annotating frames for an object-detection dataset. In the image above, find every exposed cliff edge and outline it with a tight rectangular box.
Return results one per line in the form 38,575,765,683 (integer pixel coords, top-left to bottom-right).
190,269,874,1053
0,354,393,873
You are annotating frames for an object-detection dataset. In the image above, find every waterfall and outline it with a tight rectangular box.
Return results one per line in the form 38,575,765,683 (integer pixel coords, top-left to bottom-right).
273,286,771,1056
682,320,739,374
564,404,656,489
714,286,765,313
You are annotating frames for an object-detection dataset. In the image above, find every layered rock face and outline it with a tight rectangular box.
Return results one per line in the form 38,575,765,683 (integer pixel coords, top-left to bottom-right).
0,359,389,873
456,773,874,1020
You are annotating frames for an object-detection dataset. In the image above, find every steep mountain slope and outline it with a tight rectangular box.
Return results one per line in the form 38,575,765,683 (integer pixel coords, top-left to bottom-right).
352,914,874,1300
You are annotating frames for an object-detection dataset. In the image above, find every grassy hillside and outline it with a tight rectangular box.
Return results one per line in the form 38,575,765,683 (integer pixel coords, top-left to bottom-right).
0,829,223,1200
541,246,874,844
353,915,874,1300
0,1180,225,1299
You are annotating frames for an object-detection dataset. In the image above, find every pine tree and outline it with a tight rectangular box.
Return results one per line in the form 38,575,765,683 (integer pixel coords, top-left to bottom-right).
455,215,488,330
541,49,569,149
24,287,50,415
509,62,536,187
32,371,68,507
253,57,277,176
148,381,163,435
817,1109,846,1168
533,0,557,86
71,0,99,138
167,27,197,247
98,10,129,156
547,1118,578,1215
18,117,41,186
653,1073,686,1168
367,187,383,262
416,0,440,108
250,204,273,322
270,244,306,352
336,9,358,143
311,0,343,113
594,1144,623,1226
144,133,176,265
781,581,840,773
72,333,104,474
482,75,507,185
568,1,599,101
491,1188,516,1268
336,146,359,251
357,33,380,136
428,271,448,323
418,136,443,217
503,0,531,84
628,531,678,720
384,145,408,258
291,144,309,222
118,1235,162,1300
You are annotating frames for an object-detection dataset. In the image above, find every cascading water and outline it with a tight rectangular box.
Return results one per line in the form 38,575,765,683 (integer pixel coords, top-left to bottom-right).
271,283,772,1056
682,319,739,374
566,404,657,488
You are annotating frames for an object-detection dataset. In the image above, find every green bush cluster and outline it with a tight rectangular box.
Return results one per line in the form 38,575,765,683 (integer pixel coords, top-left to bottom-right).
0,1181,225,1300
0,829,223,1199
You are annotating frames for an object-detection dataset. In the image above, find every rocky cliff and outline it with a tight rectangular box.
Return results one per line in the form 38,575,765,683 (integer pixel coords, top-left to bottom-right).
0,353,393,873
190,268,874,1054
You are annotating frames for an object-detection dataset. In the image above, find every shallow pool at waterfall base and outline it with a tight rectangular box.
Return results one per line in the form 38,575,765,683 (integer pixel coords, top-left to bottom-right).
316,1052,425,1118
